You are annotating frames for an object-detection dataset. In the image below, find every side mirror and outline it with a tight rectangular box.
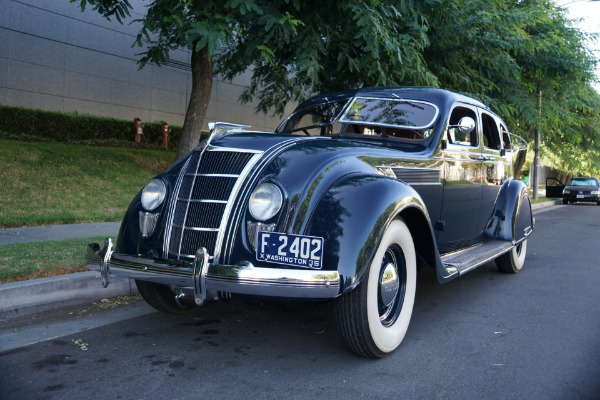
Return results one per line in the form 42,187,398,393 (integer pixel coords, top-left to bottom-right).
447,116,476,137
457,117,476,133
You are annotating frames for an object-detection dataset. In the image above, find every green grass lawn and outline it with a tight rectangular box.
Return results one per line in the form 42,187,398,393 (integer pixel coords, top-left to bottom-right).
0,236,111,283
0,139,177,228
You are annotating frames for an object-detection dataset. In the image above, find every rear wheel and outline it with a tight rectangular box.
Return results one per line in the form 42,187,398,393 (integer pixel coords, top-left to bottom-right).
334,218,416,358
495,240,527,274
135,280,198,314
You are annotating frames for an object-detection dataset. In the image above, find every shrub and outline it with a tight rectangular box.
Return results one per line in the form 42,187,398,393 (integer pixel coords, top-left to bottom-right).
0,105,185,150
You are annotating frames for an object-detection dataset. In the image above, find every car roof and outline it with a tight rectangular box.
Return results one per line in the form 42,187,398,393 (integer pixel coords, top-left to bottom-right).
295,87,489,111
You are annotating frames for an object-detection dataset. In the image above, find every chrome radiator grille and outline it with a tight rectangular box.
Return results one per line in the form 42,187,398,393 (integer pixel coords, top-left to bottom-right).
165,150,256,261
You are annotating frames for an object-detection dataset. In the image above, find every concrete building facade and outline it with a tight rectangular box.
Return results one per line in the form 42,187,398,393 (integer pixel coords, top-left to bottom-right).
0,0,292,133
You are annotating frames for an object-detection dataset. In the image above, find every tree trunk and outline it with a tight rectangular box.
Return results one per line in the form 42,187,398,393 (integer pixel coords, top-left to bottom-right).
513,149,527,180
177,46,213,157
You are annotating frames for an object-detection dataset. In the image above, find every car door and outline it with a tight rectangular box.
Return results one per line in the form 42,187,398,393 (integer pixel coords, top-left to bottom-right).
438,104,483,253
477,110,507,233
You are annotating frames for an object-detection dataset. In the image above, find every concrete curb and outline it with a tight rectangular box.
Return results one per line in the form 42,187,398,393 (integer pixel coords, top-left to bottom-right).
0,271,138,321
531,199,562,210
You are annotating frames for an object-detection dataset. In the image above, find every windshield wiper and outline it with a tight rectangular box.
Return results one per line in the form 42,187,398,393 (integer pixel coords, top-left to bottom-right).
391,94,425,110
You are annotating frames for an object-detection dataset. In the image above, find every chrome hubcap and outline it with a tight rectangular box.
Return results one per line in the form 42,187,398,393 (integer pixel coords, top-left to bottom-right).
379,262,400,308
378,246,406,326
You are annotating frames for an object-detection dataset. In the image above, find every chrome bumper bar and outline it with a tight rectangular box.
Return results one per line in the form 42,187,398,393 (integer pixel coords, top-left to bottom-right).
86,241,340,305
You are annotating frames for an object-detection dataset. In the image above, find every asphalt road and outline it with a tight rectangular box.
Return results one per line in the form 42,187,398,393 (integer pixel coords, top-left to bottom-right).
1,204,599,400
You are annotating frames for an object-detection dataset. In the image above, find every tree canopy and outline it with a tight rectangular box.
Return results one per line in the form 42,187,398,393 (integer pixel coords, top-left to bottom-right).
74,0,600,175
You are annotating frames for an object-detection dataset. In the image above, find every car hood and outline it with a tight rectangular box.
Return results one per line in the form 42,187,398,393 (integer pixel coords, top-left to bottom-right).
565,185,599,191
209,131,430,154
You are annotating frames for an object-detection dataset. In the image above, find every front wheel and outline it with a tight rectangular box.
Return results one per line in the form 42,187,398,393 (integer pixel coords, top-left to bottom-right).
334,218,417,358
495,240,527,274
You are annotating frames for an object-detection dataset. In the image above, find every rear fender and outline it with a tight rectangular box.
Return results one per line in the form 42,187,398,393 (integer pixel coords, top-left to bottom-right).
484,179,534,243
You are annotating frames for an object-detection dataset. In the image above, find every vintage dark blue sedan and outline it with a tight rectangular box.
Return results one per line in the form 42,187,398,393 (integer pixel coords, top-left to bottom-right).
86,87,533,358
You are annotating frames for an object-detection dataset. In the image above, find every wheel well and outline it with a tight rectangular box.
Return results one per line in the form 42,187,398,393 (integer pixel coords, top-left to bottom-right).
399,207,436,272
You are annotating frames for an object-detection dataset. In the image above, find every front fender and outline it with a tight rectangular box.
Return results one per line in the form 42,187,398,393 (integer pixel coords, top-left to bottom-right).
303,173,437,294
484,179,534,243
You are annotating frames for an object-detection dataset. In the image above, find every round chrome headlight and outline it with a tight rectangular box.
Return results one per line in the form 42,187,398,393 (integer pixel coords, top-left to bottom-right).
141,179,167,211
249,183,283,221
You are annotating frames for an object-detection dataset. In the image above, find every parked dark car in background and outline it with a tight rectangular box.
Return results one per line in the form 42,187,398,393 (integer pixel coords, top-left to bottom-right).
86,87,533,358
562,177,600,205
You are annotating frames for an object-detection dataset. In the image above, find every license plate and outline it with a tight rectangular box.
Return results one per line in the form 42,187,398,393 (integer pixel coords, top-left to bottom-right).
256,232,324,269
577,195,584,198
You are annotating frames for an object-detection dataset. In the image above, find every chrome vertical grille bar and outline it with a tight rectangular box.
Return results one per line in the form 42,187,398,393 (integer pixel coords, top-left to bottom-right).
164,147,260,262
162,155,193,258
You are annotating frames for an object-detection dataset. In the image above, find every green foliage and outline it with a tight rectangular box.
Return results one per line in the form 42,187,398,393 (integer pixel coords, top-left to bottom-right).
218,1,438,116
0,105,183,150
75,0,132,23
72,0,600,176
420,0,600,176
0,139,177,228
0,236,109,283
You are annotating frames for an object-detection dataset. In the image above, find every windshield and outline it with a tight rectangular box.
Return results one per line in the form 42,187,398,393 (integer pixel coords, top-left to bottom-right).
567,178,599,186
340,97,438,129
278,96,439,141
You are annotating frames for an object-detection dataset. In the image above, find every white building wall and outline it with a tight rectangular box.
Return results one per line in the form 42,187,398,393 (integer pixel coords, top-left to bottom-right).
0,0,294,132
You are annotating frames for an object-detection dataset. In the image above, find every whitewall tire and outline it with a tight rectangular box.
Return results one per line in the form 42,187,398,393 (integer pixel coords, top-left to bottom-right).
495,240,527,274
334,218,417,358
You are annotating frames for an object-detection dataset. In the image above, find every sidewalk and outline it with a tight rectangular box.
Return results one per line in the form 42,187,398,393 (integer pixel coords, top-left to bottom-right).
0,222,120,246
0,200,562,321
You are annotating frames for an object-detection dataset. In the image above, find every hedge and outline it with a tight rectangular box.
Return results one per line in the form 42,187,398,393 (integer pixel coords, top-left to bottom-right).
0,105,183,150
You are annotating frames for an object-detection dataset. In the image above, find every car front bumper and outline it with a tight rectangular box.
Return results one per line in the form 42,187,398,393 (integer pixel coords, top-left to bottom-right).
563,194,599,203
86,239,341,305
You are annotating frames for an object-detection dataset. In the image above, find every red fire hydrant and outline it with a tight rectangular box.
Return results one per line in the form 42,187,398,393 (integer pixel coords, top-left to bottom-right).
134,118,144,143
161,122,171,148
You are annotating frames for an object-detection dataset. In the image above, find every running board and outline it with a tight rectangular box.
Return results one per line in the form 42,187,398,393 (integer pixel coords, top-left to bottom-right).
441,239,514,276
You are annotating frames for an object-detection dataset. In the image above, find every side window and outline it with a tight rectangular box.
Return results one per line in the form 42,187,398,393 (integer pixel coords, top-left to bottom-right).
447,107,478,147
501,124,511,150
481,113,501,150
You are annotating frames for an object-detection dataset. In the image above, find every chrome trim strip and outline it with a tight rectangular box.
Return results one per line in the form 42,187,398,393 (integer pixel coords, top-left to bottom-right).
174,226,219,232
178,199,227,204
206,145,263,154
162,156,192,258
220,137,324,265
212,152,264,263
168,251,206,260
87,245,340,299
184,173,241,178
376,165,442,185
